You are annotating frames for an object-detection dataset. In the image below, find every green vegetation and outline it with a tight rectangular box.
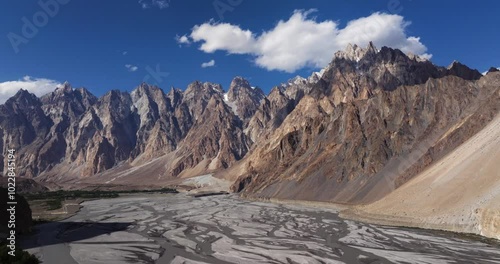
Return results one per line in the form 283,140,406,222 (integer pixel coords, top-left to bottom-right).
0,243,40,264
25,190,119,201
45,199,63,210
32,219,50,226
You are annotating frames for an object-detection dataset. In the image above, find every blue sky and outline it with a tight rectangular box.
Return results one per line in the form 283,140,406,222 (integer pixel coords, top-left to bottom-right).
0,0,499,102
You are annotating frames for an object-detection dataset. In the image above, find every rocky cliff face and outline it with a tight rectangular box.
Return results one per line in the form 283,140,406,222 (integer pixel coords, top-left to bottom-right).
231,43,497,205
0,44,496,207
129,84,180,162
0,90,53,178
170,95,250,176
0,78,263,181
245,87,295,143
224,77,265,126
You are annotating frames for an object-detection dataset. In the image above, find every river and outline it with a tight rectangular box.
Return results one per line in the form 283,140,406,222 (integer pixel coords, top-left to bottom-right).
23,194,500,264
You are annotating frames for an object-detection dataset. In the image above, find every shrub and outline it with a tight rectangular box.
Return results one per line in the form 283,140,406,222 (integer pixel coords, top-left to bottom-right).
0,243,40,264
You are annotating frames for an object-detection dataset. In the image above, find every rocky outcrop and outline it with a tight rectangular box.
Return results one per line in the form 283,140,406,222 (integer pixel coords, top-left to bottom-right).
0,90,53,178
487,67,499,74
0,80,253,181
244,71,322,144
231,43,498,206
245,87,295,143
446,61,483,80
224,77,265,125
170,95,250,176
129,84,180,162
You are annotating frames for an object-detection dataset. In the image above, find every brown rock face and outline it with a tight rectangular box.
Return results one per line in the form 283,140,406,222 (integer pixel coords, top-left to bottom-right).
245,87,295,143
446,61,483,80
129,84,180,162
231,43,497,205
0,89,53,177
245,71,321,144
225,77,265,125
170,95,250,176
66,90,138,175
0,79,253,182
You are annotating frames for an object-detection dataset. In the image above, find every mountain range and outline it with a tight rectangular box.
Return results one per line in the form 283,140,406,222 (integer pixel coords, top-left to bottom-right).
1,43,499,239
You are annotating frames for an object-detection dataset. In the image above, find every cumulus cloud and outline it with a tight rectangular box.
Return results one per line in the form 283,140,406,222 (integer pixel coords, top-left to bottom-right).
139,0,170,9
188,10,432,72
125,64,139,72
191,22,256,54
201,59,216,68
175,34,191,45
0,76,61,104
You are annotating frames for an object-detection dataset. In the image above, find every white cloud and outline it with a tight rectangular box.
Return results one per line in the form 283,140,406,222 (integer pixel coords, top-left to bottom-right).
175,34,191,45
201,59,216,68
139,0,170,9
188,10,431,72
122,51,128,55
125,64,139,72
0,76,61,104
191,21,256,54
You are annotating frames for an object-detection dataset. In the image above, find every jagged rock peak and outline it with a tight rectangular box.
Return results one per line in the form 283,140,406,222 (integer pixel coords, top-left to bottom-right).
99,89,132,105
40,82,97,109
55,81,73,93
168,86,183,95
230,76,252,89
268,86,286,98
224,76,265,123
280,70,324,89
289,75,307,85
131,83,166,103
167,86,183,106
45,82,76,100
407,52,428,62
186,81,224,94
75,87,98,104
447,60,461,69
307,69,326,84
334,42,378,62
5,89,40,107
486,67,500,74
134,82,162,93
447,60,483,80
228,76,264,101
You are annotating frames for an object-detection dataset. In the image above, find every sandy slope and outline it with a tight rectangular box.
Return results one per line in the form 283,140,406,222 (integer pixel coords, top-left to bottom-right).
344,113,500,239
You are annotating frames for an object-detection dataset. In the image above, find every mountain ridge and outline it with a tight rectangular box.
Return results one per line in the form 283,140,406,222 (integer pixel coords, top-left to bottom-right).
0,44,496,213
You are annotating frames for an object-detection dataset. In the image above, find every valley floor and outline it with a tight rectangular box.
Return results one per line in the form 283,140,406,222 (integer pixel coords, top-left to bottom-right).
22,194,500,264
